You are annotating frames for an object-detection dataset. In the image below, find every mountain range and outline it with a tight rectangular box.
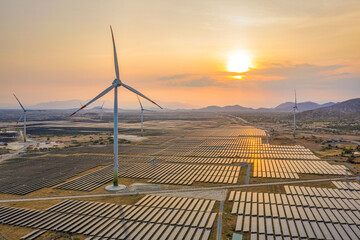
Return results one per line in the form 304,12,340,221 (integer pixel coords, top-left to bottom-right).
197,98,360,119
272,101,336,112
196,101,337,112
3,98,359,118
197,105,253,112
297,98,360,119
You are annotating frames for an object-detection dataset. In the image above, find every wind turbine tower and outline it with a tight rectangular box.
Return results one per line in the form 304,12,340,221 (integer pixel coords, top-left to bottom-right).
99,102,105,120
137,95,153,135
70,26,162,191
13,94,27,142
292,89,298,137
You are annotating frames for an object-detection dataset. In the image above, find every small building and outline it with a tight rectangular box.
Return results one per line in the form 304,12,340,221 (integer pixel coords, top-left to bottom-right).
232,233,243,240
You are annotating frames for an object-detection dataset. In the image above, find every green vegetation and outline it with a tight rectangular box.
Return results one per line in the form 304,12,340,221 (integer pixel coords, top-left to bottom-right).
0,149,10,155
327,124,360,131
107,137,131,144
342,147,353,155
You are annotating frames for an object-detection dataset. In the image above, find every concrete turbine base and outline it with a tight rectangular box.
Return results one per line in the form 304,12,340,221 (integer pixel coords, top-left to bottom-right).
105,184,126,192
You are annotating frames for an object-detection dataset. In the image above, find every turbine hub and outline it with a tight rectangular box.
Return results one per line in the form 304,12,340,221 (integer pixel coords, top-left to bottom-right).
112,79,122,86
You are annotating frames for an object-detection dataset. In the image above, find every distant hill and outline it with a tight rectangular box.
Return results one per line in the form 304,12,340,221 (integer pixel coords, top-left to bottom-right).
198,105,253,112
317,98,360,113
1,98,345,112
298,98,360,119
273,101,335,112
320,102,336,108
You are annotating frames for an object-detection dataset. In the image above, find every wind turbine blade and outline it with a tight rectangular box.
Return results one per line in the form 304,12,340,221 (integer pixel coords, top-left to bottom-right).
70,83,116,116
121,82,162,109
13,94,25,111
110,26,120,80
143,109,154,112
17,113,24,124
101,101,105,109
136,95,144,110
294,89,297,106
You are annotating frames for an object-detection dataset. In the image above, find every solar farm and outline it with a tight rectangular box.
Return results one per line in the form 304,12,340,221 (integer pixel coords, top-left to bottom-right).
0,115,358,240
0,196,217,240
229,181,360,239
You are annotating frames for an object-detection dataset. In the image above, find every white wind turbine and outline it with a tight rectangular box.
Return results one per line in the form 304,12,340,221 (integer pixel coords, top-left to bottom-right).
137,95,153,135
70,26,162,191
99,102,105,120
13,94,27,142
292,89,298,137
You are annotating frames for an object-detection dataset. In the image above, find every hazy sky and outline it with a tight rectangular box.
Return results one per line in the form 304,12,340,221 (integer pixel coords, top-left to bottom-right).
0,0,359,109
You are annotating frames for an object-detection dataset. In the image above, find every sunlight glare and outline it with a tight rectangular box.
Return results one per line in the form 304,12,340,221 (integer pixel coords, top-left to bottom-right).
227,51,252,73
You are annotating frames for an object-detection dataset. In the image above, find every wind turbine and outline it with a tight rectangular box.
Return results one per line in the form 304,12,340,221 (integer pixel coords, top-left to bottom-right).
70,26,162,191
99,102,105,120
13,94,27,142
292,89,298,137
137,95,153,135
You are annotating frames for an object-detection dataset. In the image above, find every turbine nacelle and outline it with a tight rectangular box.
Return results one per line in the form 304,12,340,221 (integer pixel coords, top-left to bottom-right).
112,79,122,86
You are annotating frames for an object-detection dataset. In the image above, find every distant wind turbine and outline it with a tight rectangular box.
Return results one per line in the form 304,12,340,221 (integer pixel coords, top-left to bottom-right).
99,102,105,120
137,95,153,135
13,94,27,142
13,94,44,142
70,26,162,191
292,89,298,137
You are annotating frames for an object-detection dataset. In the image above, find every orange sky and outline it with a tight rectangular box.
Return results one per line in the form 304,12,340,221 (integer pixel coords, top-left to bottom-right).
0,0,359,109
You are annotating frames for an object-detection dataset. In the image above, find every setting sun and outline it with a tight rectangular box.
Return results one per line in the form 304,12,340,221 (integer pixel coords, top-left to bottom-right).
227,51,252,73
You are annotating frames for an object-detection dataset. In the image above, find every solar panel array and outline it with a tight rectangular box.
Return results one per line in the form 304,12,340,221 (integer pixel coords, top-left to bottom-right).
20,229,46,240
228,183,360,239
0,124,343,196
159,156,238,164
56,163,241,191
251,159,348,179
0,155,112,195
332,181,360,190
153,138,319,159
188,127,267,137
55,125,346,192
0,195,218,240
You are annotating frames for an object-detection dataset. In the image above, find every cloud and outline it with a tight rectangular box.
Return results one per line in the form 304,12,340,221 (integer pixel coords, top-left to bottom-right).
168,76,227,87
156,62,357,92
210,63,346,83
236,63,359,91
247,63,343,78
158,72,233,88
236,63,348,84
158,74,192,81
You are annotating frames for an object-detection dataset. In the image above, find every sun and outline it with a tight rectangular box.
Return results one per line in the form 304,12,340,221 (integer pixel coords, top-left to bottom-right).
227,51,252,73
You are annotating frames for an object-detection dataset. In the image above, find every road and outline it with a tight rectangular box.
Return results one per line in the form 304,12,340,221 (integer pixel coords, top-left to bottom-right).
217,200,224,240
0,176,354,203
0,141,34,163
245,164,251,184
